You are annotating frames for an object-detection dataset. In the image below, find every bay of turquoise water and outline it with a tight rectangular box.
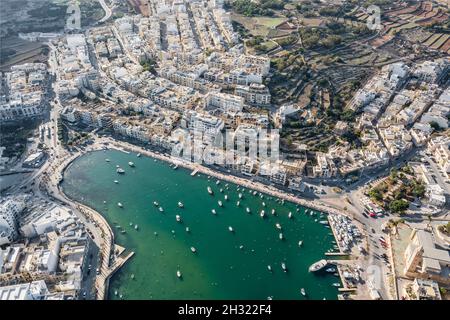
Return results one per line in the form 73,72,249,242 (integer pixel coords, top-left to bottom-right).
61,149,340,300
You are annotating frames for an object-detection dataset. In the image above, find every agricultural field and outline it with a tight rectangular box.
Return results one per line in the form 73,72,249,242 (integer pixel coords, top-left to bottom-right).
231,13,287,37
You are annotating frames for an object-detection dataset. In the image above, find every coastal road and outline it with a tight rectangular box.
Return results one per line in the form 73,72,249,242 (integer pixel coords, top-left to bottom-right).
98,0,113,23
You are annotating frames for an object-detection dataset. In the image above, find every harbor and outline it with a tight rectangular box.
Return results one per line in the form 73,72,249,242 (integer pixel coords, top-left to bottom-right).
61,148,343,299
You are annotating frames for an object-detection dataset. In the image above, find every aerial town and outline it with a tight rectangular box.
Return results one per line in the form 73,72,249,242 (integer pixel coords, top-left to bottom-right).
0,0,449,302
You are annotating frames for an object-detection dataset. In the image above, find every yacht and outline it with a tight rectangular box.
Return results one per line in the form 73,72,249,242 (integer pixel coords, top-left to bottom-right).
267,265,272,272
176,215,182,222
105,158,110,162
220,188,223,193
224,195,228,201
238,193,243,199
279,233,284,240
281,262,287,272
228,226,234,232
153,201,159,206
216,180,220,185
117,202,123,208
271,209,276,215
260,210,265,218
207,186,213,195
116,168,125,174
308,259,328,272
159,207,164,212
288,212,293,219
236,201,240,207
326,267,336,273
332,283,341,287
275,223,282,230
298,240,303,247
134,225,138,230
128,162,135,167
190,247,197,253
211,209,217,215
218,200,223,207
177,270,182,278
114,180,119,184
137,153,141,157
246,207,251,213
178,202,184,208
300,288,306,296
262,202,266,207
319,220,328,225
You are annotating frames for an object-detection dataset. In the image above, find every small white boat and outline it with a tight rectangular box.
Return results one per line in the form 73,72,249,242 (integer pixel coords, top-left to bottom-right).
238,193,243,199
185,227,190,232
103,201,107,204
137,153,141,157
332,283,341,287
173,164,178,170
326,267,336,273
116,165,120,168
246,207,251,213
300,288,306,296
176,215,181,222
260,210,265,218
298,240,303,247
279,233,284,240
236,201,240,206
281,262,287,272
116,168,125,174
207,186,213,195
159,207,164,212
117,202,123,208
288,212,292,219
224,195,228,201
267,265,272,272
190,247,196,253
114,290,118,296
131,274,135,279
105,158,110,162
275,223,282,230
153,201,159,206
220,188,223,193
211,209,217,215
271,209,276,215
134,224,138,230
228,226,234,232
114,180,119,184
262,202,266,207
128,161,135,167
178,202,184,208
216,180,220,185
177,270,182,278
218,200,223,207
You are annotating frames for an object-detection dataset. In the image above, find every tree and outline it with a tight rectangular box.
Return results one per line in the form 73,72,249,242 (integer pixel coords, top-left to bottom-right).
368,188,383,201
389,199,409,213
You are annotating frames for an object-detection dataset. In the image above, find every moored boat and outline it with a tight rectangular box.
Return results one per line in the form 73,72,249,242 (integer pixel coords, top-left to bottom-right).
176,215,182,222
207,186,213,195
260,210,265,218
298,240,303,247
267,265,272,272
228,226,234,232
128,161,135,167
279,233,284,240
211,209,217,215
246,207,251,213
114,180,119,184
218,200,223,207
190,247,196,253
288,212,292,219
300,288,306,296
117,202,123,208
177,270,182,278
159,206,164,212
116,168,125,174
178,201,184,208
308,259,328,272
275,223,282,230
281,262,287,272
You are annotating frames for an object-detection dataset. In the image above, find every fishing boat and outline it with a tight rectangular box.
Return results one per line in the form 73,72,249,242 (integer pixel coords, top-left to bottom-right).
298,240,303,247
275,223,282,230
238,193,243,199
207,186,213,195
246,207,251,213
159,207,164,212
117,202,123,208
177,270,182,278
128,162,135,167
300,288,306,296
228,226,234,232
326,267,336,273
190,247,196,253
288,212,292,219
114,180,119,184
211,209,217,215
332,283,341,287
279,233,284,240
134,224,138,230
116,168,125,174
260,210,265,218
218,200,223,207
281,262,287,272
176,215,182,222
267,265,272,272
105,158,110,162
178,202,184,208
153,201,159,206
308,259,328,272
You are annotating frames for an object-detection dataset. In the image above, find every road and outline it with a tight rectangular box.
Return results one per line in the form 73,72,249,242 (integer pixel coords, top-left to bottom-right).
98,0,112,23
